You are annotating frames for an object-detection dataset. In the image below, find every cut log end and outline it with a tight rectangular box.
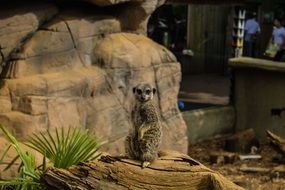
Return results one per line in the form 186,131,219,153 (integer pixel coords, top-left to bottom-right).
41,150,244,190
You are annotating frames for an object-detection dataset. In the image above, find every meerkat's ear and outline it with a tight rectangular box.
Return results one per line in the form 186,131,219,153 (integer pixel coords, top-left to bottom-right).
133,87,136,94
153,88,156,95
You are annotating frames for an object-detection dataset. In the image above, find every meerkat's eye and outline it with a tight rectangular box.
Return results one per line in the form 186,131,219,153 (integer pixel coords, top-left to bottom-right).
137,89,142,95
145,89,151,95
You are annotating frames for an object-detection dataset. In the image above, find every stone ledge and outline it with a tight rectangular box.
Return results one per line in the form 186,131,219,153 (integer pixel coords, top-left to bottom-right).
228,57,285,72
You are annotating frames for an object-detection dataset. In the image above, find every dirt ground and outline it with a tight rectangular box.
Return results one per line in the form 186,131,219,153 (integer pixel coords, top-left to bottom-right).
188,138,285,190
180,74,285,189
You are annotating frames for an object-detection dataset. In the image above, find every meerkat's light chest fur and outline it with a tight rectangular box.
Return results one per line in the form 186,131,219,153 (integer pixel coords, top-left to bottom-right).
132,100,159,139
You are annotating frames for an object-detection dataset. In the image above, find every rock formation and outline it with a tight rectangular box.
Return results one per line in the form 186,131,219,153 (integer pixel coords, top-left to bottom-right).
0,0,187,164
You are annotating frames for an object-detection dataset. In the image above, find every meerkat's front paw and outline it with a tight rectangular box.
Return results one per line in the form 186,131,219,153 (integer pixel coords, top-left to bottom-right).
142,161,150,168
138,125,145,140
138,125,151,140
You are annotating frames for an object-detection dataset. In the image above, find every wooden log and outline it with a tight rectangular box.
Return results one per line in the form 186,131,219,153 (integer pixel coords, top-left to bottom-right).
41,151,244,190
224,128,258,153
267,130,285,156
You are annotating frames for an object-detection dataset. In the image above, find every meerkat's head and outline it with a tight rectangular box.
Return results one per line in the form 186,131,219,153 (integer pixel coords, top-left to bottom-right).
133,83,156,102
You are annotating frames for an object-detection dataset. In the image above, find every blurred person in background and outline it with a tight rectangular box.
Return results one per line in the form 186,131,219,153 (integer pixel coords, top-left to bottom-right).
269,17,285,61
244,12,260,57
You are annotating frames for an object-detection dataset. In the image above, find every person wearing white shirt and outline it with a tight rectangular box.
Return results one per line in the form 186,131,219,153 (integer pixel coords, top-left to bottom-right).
269,17,285,61
243,12,260,57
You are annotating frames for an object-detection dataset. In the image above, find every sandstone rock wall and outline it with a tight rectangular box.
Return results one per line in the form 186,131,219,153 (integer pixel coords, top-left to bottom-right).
0,0,187,157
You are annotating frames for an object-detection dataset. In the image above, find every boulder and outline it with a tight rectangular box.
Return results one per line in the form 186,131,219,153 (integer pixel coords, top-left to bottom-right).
2,12,121,78
116,0,166,34
0,0,187,163
83,0,166,34
0,1,58,69
94,33,187,152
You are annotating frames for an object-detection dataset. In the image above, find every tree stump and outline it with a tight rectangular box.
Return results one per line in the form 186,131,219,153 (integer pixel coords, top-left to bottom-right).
41,151,244,190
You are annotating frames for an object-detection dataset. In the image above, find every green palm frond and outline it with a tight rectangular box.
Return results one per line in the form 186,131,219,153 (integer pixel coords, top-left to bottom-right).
25,127,101,169
0,144,12,166
0,125,102,190
0,177,43,190
0,125,43,190
0,125,36,173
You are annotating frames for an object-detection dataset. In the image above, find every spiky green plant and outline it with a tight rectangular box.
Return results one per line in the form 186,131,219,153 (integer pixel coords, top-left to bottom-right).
0,125,102,190
0,124,44,190
25,127,101,169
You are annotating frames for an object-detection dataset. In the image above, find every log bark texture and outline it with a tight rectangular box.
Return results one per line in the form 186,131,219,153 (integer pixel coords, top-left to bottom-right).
41,151,244,190
267,130,285,156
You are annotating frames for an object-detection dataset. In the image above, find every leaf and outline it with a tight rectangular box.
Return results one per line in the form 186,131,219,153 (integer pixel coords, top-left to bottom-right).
3,155,19,171
90,152,102,161
0,177,43,190
0,144,11,165
0,124,102,190
26,126,101,169
0,124,43,190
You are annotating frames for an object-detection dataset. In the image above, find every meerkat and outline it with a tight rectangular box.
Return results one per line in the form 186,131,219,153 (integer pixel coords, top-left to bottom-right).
125,83,162,168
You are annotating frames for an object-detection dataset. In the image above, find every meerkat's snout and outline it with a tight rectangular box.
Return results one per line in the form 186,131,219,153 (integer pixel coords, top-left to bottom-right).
141,96,147,101
141,90,150,101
